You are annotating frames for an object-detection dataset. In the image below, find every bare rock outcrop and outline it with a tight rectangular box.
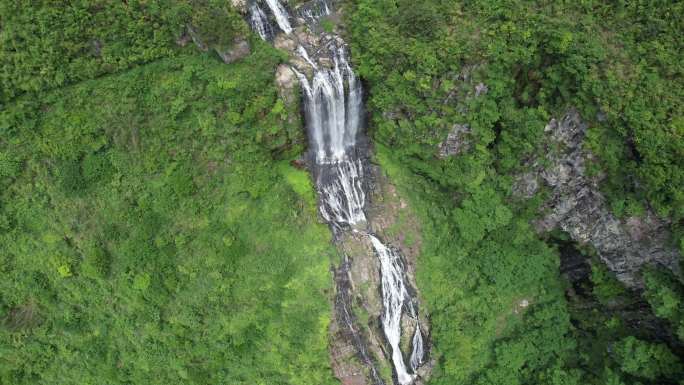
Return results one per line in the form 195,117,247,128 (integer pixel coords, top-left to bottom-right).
437,124,471,158
184,24,251,64
275,64,299,104
230,0,247,13
517,109,681,287
435,65,488,159
216,39,251,64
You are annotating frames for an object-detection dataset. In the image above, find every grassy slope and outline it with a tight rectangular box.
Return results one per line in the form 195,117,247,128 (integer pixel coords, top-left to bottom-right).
0,43,338,385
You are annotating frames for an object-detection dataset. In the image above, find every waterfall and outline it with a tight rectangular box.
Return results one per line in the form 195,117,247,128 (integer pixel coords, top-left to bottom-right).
410,325,424,372
249,3,274,41
297,0,333,26
264,0,293,34
318,158,367,226
370,236,417,385
297,46,318,69
246,1,425,383
295,46,361,163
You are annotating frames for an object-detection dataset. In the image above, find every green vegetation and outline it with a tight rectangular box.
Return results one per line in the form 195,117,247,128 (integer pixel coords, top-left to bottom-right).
0,0,249,102
377,145,580,384
590,260,626,305
188,0,248,49
348,0,683,237
0,35,337,384
349,0,683,384
321,19,335,33
644,267,684,341
1,0,682,384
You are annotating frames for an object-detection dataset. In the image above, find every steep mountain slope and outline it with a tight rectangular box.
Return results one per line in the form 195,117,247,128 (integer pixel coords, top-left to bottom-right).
0,38,338,385
347,0,683,384
1,1,682,385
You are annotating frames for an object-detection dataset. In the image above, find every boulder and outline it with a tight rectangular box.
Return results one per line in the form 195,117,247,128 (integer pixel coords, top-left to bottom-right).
216,39,251,64
274,34,297,52
275,64,299,104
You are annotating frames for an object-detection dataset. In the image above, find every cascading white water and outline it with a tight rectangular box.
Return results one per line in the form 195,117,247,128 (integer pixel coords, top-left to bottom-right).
297,0,333,26
410,325,424,373
265,0,293,34
370,236,416,385
297,46,318,69
249,3,273,41
319,158,367,226
295,46,361,163
247,1,425,383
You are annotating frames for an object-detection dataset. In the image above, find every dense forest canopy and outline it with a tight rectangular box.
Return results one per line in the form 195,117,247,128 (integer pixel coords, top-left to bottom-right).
1,5,337,382
1,1,682,385
347,0,682,383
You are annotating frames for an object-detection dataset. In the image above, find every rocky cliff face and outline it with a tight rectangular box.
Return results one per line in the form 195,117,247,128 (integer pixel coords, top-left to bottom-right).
180,25,251,65
513,109,681,288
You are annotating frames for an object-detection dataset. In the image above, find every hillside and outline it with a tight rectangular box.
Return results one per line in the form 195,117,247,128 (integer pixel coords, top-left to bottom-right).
1,1,682,385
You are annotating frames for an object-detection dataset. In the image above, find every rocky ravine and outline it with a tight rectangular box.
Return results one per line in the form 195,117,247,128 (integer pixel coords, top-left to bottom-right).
240,1,432,384
512,109,681,288
329,162,433,385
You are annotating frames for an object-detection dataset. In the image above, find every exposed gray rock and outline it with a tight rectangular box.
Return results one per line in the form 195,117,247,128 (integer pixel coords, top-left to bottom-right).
275,64,299,104
185,22,251,64
176,31,192,47
186,24,209,51
333,232,387,385
274,33,297,51
435,64,488,157
437,124,471,158
91,40,102,57
525,109,680,288
475,82,488,97
216,39,251,64
230,0,247,13
512,172,540,198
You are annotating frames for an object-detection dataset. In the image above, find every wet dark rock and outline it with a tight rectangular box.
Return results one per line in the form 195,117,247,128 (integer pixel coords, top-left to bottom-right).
332,252,386,385
553,237,683,351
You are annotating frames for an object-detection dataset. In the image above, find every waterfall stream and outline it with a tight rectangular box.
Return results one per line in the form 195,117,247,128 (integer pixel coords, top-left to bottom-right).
249,3,274,41
369,235,420,385
264,0,293,34
247,1,425,383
